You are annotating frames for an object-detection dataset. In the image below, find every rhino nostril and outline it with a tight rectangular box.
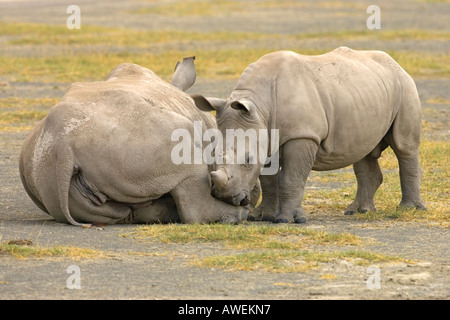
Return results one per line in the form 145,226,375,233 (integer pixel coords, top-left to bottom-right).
240,198,249,206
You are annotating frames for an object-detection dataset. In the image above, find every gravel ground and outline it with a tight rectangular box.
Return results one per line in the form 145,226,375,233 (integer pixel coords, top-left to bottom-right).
0,0,448,300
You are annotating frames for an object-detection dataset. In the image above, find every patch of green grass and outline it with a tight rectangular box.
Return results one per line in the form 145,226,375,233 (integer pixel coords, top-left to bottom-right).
134,0,371,16
0,49,259,82
0,97,57,131
2,23,110,45
425,97,450,104
0,110,47,124
255,0,364,10
192,250,317,273
291,29,450,42
1,22,449,82
126,223,411,273
191,249,409,273
0,97,55,109
389,51,450,78
5,23,448,47
0,243,106,260
1,22,269,46
133,0,244,17
131,223,362,250
2,48,447,84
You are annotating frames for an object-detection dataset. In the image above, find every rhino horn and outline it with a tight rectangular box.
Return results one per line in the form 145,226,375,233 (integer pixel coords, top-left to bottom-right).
211,168,229,188
171,56,196,92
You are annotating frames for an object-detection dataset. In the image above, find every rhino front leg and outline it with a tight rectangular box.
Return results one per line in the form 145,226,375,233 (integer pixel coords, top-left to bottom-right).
171,174,248,224
276,139,318,224
248,172,279,222
345,154,383,215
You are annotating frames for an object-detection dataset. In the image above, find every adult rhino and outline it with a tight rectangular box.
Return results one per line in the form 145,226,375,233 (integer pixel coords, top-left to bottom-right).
192,47,426,223
19,57,253,227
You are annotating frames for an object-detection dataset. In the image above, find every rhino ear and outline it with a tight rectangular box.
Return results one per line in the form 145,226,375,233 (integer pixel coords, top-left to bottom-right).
171,56,196,92
230,99,253,113
191,94,226,112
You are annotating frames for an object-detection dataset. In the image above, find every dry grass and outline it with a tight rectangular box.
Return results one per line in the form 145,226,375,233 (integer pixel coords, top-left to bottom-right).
133,0,244,17
0,243,106,260
0,97,58,131
2,48,448,83
305,135,449,227
425,97,450,105
191,249,411,273
1,22,449,83
0,240,167,260
126,223,413,273
0,22,269,46
130,223,362,249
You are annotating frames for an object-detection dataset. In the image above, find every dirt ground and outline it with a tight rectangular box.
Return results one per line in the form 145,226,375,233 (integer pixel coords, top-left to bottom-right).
0,0,449,300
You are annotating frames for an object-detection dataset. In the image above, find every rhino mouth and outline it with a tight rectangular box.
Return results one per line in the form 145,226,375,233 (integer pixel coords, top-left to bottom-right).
227,193,250,207
211,186,249,206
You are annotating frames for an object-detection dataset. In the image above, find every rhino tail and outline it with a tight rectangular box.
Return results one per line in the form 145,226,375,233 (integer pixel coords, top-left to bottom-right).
55,147,91,227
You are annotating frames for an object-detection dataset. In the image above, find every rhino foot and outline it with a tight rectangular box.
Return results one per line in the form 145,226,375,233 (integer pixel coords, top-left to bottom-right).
274,216,307,224
344,200,376,215
294,215,307,224
399,199,427,211
344,208,374,215
248,206,277,222
274,207,307,224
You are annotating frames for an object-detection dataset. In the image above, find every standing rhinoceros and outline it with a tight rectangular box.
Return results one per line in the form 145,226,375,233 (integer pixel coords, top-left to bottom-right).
192,47,426,223
19,57,252,226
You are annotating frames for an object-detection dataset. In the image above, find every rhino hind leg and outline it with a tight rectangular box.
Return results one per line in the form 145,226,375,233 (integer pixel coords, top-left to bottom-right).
393,149,426,210
344,152,384,215
68,178,131,225
384,91,426,211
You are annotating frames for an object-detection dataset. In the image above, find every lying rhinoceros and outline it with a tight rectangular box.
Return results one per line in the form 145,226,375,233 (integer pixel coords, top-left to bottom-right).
192,47,426,223
19,57,253,226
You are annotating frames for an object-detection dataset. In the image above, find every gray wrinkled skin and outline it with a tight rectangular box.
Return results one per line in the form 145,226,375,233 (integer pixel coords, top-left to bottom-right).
19,60,252,226
193,47,426,223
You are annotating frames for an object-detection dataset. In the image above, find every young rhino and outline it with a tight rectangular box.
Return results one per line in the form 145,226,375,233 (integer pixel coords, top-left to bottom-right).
19,58,255,226
192,47,426,223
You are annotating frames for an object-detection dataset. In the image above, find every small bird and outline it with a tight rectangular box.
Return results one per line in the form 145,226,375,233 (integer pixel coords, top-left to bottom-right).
171,56,196,92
